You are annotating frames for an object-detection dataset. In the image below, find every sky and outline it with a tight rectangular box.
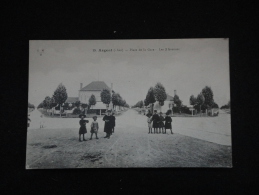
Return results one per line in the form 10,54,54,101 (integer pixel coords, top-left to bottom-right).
29,39,230,107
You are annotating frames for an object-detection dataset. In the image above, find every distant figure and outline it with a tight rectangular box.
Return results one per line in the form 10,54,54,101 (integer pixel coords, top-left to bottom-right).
40,115,45,129
158,112,165,134
111,112,116,134
151,110,160,134
90,116,99,140
79,114,89,142
103,110,113,139
27,114,31,128
164,112,173,134
147,113,153,133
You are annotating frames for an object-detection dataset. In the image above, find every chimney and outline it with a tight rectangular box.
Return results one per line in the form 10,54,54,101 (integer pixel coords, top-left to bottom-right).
80,83,83,90
174,90,177,96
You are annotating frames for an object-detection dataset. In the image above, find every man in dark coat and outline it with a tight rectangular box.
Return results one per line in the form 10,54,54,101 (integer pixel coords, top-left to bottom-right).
103,110,113,139
151,110,160,134
111,112,116,134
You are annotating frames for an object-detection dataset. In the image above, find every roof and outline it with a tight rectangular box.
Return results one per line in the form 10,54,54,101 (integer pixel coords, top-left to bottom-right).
65,97,79,103
80,81,111,91
166,94,174,101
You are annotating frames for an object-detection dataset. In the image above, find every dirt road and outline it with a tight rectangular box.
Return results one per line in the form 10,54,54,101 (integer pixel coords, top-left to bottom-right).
26,109,232,168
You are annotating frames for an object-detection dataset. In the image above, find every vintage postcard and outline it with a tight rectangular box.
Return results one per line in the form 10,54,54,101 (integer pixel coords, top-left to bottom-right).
27,39,231,168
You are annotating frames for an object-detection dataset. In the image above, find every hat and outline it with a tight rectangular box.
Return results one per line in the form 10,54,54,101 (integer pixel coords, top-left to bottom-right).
79,114,86,118
93,116,97,119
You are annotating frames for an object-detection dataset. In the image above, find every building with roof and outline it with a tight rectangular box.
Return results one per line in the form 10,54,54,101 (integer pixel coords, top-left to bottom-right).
65,81,113,115
153,93,175,113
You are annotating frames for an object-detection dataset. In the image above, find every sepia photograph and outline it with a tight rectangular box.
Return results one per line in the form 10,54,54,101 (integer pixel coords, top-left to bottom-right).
26,39,231,168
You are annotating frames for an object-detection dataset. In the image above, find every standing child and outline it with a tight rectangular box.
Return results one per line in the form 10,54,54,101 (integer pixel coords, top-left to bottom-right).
164,112,173,134
90,116,99,140
111,112,116,135
28,114,31,128
158,112,165,134
151,110,160,134
40,115,45,129
103,110,113,139
147,113,153,133
79,114,89,142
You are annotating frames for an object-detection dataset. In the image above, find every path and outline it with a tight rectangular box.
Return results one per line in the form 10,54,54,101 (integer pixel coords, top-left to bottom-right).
26,109,232,168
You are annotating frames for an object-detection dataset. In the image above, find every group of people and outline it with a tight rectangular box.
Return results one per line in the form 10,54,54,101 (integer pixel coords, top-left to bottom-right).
146,110,173,134
78,110,116,142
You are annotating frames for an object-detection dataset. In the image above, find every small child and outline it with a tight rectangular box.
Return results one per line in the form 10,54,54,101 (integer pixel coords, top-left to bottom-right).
158,112,165,134
164,112,173,134
79,114,89,141
90,116,99,140
28,114,31,128
147,114,153,133
40,115,45,129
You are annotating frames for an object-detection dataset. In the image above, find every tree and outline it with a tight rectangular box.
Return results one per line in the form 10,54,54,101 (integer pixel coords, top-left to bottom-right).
37,102,43,109
112,93,120,110
28,102,35,109
44,96,52,115
201,86,214,109
146,87,156,114
139,100,144,108
101,89,111,110
196,93,205,114
50,97,57,108
154,83,167,111
88,94,96,109
75,101,81,108
212,102,219,108
144,98,149,107
174,95,182,113
190,95,197,106
52,83,68,118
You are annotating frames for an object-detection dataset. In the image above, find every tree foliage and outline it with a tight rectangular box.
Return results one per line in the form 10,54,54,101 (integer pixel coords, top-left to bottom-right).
154,82,167,106
52,83,68,117
190,95,197,106
75,101,81,108
28,102,35,109
53,83,68,106
88,94,96,109
100,88,111,109
201,86,214,108
146,87,156,104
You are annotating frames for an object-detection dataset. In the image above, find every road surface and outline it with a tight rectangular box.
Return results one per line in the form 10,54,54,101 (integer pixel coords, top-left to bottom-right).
26,109,232,168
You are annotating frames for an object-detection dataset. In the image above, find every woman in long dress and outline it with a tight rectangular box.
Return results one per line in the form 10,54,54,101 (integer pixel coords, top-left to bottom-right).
103,110,113,139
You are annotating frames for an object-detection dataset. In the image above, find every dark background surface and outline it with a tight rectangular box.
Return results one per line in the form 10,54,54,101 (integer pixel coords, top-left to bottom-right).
1,1,259,194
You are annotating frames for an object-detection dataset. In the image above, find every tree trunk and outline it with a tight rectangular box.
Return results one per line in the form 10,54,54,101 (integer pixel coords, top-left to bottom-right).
60,104,61,118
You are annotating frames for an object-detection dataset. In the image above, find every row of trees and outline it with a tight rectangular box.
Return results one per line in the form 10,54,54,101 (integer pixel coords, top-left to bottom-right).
189,86,218,113
37,84,99,116
38,83,129,117
37,83,68,117
220,100,231,109
133,82,184,114
132,100,144,108
143,83,167,113
28,102,35,109
100,89,129,110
